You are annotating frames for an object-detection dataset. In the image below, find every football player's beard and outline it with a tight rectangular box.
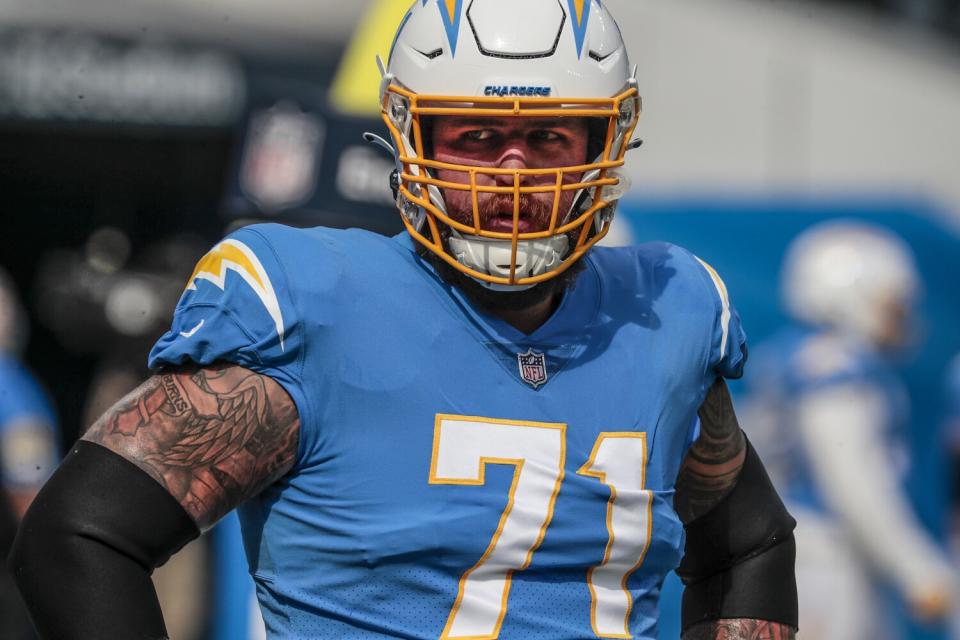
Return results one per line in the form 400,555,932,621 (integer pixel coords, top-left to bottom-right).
447,192,556,233
418,192,586,315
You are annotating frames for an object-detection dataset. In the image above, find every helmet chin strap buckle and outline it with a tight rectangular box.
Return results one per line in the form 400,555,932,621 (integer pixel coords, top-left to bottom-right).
389,170,401,201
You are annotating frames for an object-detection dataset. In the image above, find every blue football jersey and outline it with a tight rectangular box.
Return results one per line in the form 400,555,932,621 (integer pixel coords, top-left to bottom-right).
149,225,746,640
741,326,909,513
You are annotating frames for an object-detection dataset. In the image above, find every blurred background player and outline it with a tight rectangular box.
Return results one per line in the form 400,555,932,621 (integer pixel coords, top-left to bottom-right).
0,268,59,640
942,353,960,640
741,220,957,639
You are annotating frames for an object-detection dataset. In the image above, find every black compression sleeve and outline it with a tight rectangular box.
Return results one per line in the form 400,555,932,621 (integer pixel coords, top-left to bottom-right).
678,436,798,631
7,441,200,640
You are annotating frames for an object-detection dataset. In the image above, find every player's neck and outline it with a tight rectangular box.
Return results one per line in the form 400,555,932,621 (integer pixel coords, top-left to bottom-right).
490,292,562,335
419,246,584,335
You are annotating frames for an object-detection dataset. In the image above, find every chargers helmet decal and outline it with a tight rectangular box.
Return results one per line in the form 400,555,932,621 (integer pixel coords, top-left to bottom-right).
567,0,592,58
438,0,465,57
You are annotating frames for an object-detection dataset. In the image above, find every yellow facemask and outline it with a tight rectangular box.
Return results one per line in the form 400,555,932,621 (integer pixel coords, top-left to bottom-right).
381,83,641,288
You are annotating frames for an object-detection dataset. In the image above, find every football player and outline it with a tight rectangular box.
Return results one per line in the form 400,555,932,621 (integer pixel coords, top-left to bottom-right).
742,221,957,639
9,2,797,638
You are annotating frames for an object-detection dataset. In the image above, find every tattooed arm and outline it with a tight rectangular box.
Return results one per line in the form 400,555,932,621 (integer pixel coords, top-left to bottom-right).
82,362,300,530
683,619,795,640
675,378,746,523
9,363,299,639
676,379,797,640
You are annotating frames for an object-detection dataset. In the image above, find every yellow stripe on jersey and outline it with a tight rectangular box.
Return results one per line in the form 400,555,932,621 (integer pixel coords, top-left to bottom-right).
694,257,731,359
188,242,266,292
186,239,287,351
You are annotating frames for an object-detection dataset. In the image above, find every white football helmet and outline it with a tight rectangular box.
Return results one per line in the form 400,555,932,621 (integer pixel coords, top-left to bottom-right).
378,0,640,289
782,221,921,348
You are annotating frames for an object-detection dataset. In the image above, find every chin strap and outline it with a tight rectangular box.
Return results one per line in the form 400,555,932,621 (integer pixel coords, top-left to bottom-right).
447,233,570,291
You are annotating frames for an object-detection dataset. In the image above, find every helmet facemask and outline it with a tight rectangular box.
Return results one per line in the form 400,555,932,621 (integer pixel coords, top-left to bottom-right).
381,83,640,290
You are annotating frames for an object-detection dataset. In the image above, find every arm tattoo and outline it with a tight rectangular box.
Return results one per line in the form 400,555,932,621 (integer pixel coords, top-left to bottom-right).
683,618,796,640
83,363,300,530
675,378,747,523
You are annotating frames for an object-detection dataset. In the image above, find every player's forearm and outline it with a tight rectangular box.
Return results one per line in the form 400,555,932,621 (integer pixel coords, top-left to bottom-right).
11,363,300,638
682,619,796,639
675,378,746,523
9,441,196,640
676,383,798,634
798,386,953,594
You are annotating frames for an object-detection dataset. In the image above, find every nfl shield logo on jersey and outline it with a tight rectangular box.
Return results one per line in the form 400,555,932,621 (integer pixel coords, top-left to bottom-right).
517,349,548,389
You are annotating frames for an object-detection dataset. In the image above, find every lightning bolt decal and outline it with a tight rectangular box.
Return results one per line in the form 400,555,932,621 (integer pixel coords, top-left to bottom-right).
185,239,286,351
571,0,586,23
567,0,592,58
438,0,464,57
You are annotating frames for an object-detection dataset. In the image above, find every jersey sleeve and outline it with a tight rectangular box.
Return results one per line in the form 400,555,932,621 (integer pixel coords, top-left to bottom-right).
693,257,748,379
148,226,311,453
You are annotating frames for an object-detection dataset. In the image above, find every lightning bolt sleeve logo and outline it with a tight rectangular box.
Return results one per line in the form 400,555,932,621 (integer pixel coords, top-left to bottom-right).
185,239,287,351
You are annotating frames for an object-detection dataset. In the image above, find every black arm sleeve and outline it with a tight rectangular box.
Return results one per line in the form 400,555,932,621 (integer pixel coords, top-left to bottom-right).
7,441,200,640
678,436,798,632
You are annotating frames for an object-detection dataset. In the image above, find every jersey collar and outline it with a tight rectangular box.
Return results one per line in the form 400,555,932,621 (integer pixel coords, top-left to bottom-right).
392,232,601,347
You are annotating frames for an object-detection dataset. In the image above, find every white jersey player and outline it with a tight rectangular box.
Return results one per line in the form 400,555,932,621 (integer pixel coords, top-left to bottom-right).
741,221,957,640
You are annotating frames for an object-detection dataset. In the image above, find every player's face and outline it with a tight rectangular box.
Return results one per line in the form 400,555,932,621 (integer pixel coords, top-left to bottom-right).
429,116,591,233
874,295,916,351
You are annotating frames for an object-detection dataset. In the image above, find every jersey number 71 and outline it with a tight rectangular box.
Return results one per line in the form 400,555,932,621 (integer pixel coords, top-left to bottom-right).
429,414,653,639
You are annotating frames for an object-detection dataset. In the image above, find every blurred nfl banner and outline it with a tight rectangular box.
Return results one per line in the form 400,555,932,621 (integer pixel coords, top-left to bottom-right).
220,0,405,236
220,71,400,235
0,28,245,127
